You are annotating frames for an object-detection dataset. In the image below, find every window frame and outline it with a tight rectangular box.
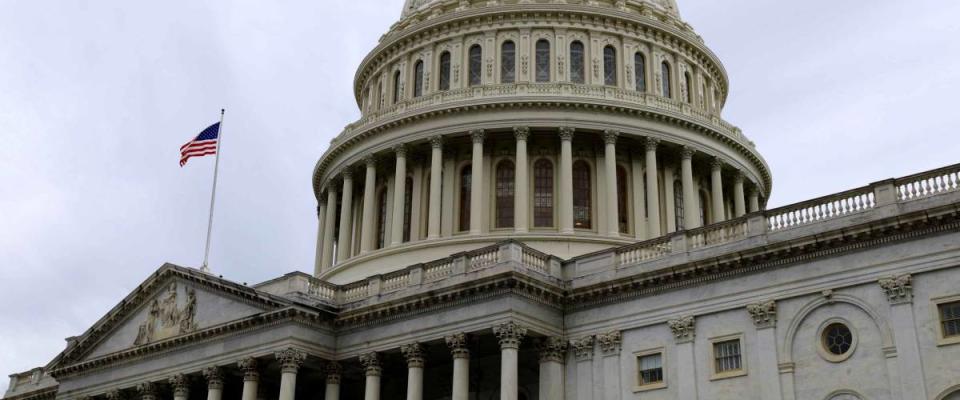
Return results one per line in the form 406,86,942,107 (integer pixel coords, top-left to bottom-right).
617,165,630,234
683,71,693,103
495,159,516,229
709,333,747,380
458,163,472,232
634,52,646,92
413,60,425,98
572,159,593,229
468,44,483,87
633,348,667,392
402,176,414,242
933,295,960,346
376,186,389,249
816,318,858,363
570,41,586,84
501,40,516,84
603,45,617,86
535,39,551,83
392,69,403,104
533,158,556,228
661,61,672,98
438,51,452,91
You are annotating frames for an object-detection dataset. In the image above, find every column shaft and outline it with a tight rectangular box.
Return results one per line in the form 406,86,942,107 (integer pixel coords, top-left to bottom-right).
603,131,620,237
539,361,563,400
360,158,378,253
406,367,423,400
631,154,647,240
748,190,760,213
645,139,662,237
469,130,484,235
452,357,469,400
242,380,258,400
680,148,700,229
320,188,338,270
391,146,408,246
325,384,340,400
428,137,443,239
500,348,519,400
676,341,698,400
364,375,380,400
514,127,530,233
733,174,746,217
559,128,575,234
278,372,297,400
890,302,928,399
711,159,725,223
337,173,355,262
755,328,783,400
239,359,260,400
313,201,326,277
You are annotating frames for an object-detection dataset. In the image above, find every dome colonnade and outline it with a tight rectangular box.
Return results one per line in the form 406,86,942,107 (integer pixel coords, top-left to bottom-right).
312,0,772,283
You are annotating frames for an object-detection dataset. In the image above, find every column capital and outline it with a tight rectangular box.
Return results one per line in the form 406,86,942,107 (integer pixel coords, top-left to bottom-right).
446,332,471,359
602,129,619,145
733,171,745,184
339,168,354,180
513,126,530,141
325,361,343,385
136,382,156,400
429,135,444,149
570,335,594,361
746,300,777,329
536,337,568,363
203,366,223,390
597,330,622,355
401,342,426,368
493,321,528,349
168,374,189,398
559,126,576,141
359,351,382,376
470,129,486,143
668,316,696,344
364,154,378,168
644,137,660,151
274,347,307,374
238,357,260,382
105,390,123,400
711,156,723,170
394,143,408,157
680,146,695,160
879,274,913,304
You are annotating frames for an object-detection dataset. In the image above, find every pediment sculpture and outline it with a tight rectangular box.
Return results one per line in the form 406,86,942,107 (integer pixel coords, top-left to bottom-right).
133,282,198,346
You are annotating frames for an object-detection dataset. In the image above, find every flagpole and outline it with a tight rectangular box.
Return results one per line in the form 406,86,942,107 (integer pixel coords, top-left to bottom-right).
201,109,226,273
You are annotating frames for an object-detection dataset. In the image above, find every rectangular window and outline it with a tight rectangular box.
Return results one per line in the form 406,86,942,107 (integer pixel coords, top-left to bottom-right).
713,339,743,374
941,301,960,338
638,353,663,385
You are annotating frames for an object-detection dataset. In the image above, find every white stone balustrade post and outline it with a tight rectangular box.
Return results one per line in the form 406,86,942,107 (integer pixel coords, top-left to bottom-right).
446,333,470,400
680,147,700,229
238,358,260,400
325,362,342,400
321,187,338,270
537,337,566,400
402,343,425,400
428,136,443,239
645,138,662,237
571,336,595,400
360,352,382,400
711,157,725,223
669,316,698,400
603,130,620,237
746,302,783,400
136,382,156,400
879,275,928,400
514,127,530,233
360,155,378,254
733,172,746,217
275,348,307,400
391,145,408,246
169,374,189,400
337,171,355,262
203,367,223,400
493,321,527,400
559,127,576,234
469,130,485,235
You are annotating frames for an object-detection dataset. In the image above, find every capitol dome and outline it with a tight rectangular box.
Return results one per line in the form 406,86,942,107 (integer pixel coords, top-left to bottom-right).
312,0,772,284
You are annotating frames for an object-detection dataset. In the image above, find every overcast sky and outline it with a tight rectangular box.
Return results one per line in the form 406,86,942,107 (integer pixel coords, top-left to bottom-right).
1,1,958,391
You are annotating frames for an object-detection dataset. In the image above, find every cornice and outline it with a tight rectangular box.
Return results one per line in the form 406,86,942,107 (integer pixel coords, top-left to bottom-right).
1,387,57,400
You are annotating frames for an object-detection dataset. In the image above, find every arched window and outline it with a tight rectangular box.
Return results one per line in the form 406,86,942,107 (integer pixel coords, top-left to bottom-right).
634,52,646,92
376,82,383,109
392,70,402,103
573,160,592,229
661,61,672,98
674,181,684,229
617,166,629,234
683,71,692,103
535,39,551,82
403,177,414,242
570,41,585,84
459,165,472,231
501,41,516,84
413,60,424,98
534,159,554,227
469,45,483,86
603,46,617,86
496,160,516,228
438,51,451,91
699,190,709,226
376,188,388,249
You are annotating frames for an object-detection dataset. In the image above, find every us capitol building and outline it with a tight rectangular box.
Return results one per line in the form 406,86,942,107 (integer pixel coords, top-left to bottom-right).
6,0,960,399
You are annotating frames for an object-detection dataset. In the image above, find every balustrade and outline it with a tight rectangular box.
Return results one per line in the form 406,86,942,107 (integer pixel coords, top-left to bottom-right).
766,187,875,231
896,163,960,201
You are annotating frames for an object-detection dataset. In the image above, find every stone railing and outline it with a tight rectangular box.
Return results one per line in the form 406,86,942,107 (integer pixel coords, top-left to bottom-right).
896,163,960,201
617,236,672,265
765,186,876,231
688,218,748,249
335,82,751,149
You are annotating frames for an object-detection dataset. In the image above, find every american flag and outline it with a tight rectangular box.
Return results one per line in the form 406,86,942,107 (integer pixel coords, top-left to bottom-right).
180,122,220,167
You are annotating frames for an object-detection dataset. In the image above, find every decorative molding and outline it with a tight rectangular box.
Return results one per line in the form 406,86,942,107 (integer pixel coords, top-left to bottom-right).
203,366,223,390
537,336,567,363
559,126,576,141
470,129,486,143
878,274,913,304
644,137,660,151
340,168,353,180
446,332,470,359
493,321,528,349
597,330,622,355
359,351,382,376
238,357,259,382
570,335,595,361
711,156,723,170
168,374,189,398
274,347,307,374
680,146,695,160
513,126,531,141
668,316,695,343
325,361,343,385
364,154,378,168
429,135,443,149
602,129,619,145
401,342,426,368
394,143,408,158
747,300,777,329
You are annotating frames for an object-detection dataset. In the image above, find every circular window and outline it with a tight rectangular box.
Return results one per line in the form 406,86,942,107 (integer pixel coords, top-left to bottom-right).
817,319,857,362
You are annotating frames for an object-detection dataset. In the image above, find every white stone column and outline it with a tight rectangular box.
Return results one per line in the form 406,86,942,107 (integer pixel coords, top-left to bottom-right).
136,382,156,400
514,127,530,233
428,136,443,239
559,127,576,234
325,362,342,400
337,171,355,262
598,331,622,400
571,336,595,400
313,201,327,277
402,343,425,400
669,316,698,400
645,138,662,237
879,274,928,400
275,348,307,400
680,147,700,229
203,367,223,400
748,188,760,213
391,145,408,246
493,322,528,400
631,152,647,240
360,352,381,400
469,130,485,235
239,358,260,400
603,130,620,237
446,333,470,400
747,302,783,400
733,172,746,217
169,374,189,400
360,155,378,253
321,188,338,270
537,337,567,400
710,157,725,223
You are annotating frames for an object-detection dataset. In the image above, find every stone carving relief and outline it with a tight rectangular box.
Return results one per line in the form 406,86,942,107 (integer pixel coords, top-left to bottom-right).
878,274,913,304
668,316,695,343
133,283,198,346
747,300,777,329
